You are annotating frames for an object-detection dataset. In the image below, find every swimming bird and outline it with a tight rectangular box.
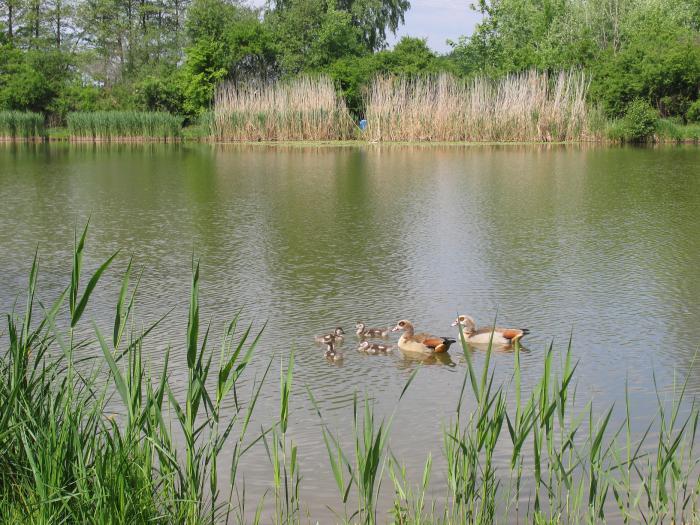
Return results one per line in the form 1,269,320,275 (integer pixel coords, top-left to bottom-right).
355,321,390,338
452,315,529,345
357,340,393,354
324,341,343,361
315,327,345,343
391,320,456,354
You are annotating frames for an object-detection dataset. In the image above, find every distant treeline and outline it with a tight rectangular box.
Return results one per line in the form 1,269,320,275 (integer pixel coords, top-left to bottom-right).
1,0,700,128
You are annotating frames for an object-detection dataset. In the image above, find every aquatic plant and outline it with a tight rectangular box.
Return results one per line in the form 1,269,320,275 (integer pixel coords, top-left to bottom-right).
0,227,265,523
365,70,593,142
0,111,46,140
212,76,355,141
66,111,183,141
1,231,698,523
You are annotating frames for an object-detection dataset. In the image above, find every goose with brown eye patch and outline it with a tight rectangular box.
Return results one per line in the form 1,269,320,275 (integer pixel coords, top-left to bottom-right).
314,326,345,343
452,314,530,346
355,321,390,338
391,319,456,355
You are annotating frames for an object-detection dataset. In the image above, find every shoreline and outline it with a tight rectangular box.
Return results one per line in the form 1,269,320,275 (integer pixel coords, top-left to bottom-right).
3,137,700,146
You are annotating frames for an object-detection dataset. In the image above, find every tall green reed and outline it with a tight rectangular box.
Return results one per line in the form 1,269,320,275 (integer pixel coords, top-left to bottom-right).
66,111,183,141
308,370,418,524
0,111,45,139
0,226,265,523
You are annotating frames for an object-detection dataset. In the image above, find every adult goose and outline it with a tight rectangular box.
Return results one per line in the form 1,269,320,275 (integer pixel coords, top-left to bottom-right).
452,315,529,345
391,320,456,354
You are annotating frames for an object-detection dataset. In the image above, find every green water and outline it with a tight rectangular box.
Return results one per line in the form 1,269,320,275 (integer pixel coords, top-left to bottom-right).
1,142,699,520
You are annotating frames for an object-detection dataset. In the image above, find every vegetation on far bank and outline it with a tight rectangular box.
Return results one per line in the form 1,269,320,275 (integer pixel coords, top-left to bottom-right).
2,229,699,523
2,0,700,142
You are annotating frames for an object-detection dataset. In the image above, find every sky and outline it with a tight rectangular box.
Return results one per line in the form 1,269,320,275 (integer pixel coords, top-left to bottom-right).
387,0,482,53
248,0,482,54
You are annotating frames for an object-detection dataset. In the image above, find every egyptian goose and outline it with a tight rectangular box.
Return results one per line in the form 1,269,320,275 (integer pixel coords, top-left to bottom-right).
355,321,390,338
315,327,345,343
391,320,456,354
357,341,393,354
324,341,343,361
452,315,529,345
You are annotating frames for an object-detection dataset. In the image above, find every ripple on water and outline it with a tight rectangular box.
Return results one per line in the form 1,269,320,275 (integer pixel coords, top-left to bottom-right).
1,143,699,521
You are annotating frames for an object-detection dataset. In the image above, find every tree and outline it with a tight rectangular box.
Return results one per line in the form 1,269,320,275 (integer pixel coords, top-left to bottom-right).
180,0,276,115
590,24,700,117
269,0,409,52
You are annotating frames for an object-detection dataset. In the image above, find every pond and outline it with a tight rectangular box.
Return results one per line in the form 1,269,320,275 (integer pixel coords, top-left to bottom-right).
1,142,699,521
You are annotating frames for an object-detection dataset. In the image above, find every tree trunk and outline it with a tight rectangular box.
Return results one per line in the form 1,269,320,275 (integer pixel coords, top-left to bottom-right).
56,0,61,47
8,2,13,40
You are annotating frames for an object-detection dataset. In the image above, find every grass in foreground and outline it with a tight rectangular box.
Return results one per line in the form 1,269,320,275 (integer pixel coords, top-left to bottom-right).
1,229,699,523
0,111,46,140
66,111,183,141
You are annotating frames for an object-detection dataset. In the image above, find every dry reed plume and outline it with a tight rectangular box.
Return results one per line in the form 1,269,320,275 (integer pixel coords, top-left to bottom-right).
365,70,592,142
213,76,354,141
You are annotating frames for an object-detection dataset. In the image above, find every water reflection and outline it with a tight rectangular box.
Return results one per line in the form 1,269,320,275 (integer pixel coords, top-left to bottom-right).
1,142,699,520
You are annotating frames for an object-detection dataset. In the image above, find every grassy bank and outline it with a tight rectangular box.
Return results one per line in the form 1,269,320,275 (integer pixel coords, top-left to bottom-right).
66,111,183,141
0,111,46,140
2,229,699,523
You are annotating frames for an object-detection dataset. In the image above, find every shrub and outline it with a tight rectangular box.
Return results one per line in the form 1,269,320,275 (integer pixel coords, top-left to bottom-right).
686,99,700,123
620,99,658,142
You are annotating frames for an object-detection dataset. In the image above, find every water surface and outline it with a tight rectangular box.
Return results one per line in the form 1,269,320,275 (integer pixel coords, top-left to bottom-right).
1,143,699,520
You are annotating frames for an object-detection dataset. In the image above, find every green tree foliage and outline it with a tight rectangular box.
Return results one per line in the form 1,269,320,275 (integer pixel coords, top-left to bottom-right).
449,0,700,119
179,0,275,115
266,0,366,74
270,0,409,52
0,46,70,113
590,21,700,117
328,37,451,115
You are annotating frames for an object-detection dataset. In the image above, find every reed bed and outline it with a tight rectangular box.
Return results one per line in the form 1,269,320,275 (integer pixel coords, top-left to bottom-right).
365,70,593,142
212,76,354,141
66,111,183,141
2,230,699,523
0,111,45,140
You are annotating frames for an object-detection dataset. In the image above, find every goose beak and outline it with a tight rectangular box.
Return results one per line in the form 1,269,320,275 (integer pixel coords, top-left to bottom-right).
451,320,459,327
391,325,401,332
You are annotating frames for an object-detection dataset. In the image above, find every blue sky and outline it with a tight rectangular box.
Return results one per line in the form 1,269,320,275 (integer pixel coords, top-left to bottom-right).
387,0,482,53
249,1,482,53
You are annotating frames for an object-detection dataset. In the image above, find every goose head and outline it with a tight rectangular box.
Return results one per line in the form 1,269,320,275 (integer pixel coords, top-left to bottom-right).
391,319,414,333
333,327,345,336
452,315,477,332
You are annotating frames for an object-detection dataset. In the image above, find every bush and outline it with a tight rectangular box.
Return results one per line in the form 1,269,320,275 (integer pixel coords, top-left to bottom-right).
136,76,184,114
620,99,658,142
686,100,700,123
